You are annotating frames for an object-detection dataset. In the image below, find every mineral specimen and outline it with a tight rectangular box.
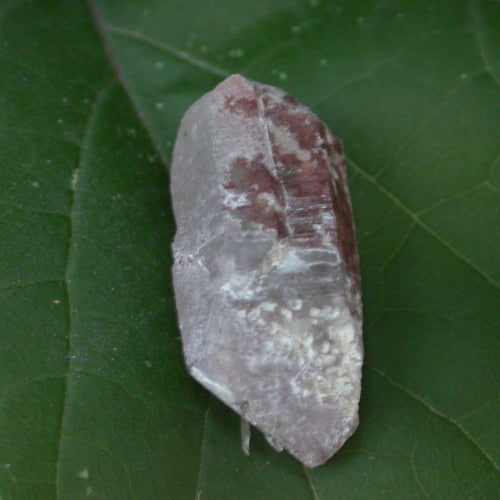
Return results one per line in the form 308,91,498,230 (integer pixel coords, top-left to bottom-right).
170,74,363,468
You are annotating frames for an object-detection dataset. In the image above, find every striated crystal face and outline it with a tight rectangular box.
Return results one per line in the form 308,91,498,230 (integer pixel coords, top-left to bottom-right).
170,74,363,468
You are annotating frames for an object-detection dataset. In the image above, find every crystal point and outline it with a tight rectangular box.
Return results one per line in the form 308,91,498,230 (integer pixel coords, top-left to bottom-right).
170,74,363,468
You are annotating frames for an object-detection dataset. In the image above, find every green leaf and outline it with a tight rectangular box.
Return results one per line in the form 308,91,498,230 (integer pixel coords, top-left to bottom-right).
1,0,498,498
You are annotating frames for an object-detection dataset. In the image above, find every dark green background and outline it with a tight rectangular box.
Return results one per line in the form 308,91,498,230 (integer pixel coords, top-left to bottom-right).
0,0,498,498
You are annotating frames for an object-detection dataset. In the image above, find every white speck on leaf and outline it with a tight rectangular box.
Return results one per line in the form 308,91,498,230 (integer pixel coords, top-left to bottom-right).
78,467,89,479
71,170,79,190
229,48,244,58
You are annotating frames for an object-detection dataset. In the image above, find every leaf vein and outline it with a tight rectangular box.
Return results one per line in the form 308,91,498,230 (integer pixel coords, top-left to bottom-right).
194,397,211,500
0,375,65,399
471,0,500,88
104,24,229,79
368,365,500,474
0,125,82,146
308,60,394,110
61,436,138,500
302,465,319,500
409,413,432,499
347,156,499,289
416,183,486,216
456,397,500,422
373,72,473,181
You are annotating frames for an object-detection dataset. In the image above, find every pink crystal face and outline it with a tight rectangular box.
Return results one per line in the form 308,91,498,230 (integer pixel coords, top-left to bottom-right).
171,74,363,468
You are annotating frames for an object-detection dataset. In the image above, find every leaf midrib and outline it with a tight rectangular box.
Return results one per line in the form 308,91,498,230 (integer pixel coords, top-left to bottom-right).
54,78,116,498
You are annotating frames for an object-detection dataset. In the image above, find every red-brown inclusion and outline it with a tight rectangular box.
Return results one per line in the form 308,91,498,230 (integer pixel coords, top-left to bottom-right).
224,154,288,239
223,87,360,285
223,95,259,116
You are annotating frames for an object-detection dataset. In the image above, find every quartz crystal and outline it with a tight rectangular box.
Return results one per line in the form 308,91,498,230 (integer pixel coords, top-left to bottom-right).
170,74,363,468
